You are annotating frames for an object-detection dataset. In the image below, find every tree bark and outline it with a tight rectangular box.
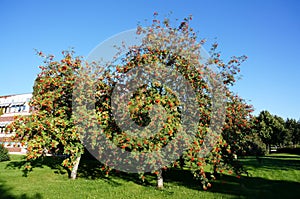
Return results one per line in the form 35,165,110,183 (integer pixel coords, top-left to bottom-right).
266,144,270,155
70,155,81,179
157,169,163,189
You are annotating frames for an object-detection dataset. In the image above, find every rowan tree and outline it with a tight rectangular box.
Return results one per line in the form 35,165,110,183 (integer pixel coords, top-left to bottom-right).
7,50,84,179
77,14,251,189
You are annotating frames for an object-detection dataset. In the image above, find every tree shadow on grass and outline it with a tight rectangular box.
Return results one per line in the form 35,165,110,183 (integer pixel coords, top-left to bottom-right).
77,157,157,187
163,168,200,189
76,157,104,179
4,154,125,187
5,156,67,177
4,152,166,188
160,156,300,198
0,179,42,199
76,158,125,187
239,155,300,171
155,167,300,198
210,174,300,199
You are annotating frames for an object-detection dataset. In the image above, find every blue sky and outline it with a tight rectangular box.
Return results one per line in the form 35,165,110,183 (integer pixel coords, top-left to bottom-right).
0,0,299,120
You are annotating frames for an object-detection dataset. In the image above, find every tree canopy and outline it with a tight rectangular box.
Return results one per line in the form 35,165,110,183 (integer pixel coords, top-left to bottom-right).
7,51,84,178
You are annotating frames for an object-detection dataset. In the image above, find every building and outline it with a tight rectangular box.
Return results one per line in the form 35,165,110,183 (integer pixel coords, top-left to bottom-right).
0,93,32,154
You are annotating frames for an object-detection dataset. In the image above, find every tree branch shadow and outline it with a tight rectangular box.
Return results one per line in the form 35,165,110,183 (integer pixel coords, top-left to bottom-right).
5,156,67,177
161,155,300,198
210,174,300,199
0,179,42,199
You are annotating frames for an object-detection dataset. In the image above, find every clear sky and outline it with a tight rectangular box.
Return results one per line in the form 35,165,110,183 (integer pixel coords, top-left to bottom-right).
0,0,299,120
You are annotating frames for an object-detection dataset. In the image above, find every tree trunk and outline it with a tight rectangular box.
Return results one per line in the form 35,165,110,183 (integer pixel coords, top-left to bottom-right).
70,155,81,179
266,144,270,155
157,169,163,189
179,155,184,169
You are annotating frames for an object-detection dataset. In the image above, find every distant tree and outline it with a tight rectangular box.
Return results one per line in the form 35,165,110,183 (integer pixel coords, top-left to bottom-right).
273,115,291,147
253,111,289,151
253,111,274,152
295,121,300,146
286,118,300,146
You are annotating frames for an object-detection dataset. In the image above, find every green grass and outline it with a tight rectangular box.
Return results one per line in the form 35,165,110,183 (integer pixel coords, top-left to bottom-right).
1,154,300,199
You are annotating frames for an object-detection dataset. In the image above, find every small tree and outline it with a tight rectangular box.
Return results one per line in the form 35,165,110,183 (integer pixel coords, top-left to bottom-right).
7,51,84,179
0,144,10,161
253,111,275,152
253,111,290,151
222,94,254,156
286,118,300,146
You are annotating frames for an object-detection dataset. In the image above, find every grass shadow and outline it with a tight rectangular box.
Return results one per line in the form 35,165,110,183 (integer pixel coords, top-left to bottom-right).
77,158,156,187
0,179,42,199
161,154,300,198
239,155,300,171
163,167,200,189
210,174,300,199
5,155,67,177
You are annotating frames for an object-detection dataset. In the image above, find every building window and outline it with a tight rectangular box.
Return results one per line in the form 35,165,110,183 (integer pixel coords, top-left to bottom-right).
4,106,9,113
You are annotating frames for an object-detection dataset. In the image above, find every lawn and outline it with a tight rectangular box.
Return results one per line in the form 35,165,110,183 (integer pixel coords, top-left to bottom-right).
0,153,300,199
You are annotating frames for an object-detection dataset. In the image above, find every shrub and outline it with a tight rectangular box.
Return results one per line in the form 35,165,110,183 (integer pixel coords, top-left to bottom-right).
240,135,267,156
0,144,10,161
277,147,300,155
248,138,267,156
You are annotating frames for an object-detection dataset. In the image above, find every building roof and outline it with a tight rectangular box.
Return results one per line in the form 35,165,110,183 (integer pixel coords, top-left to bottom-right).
0,93,32,98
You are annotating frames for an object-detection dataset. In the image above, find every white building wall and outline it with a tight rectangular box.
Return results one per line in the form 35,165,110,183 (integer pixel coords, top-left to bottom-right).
0,93,32,154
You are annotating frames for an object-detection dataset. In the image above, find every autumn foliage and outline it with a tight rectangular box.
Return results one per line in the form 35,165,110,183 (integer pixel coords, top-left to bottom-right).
7,51,84,173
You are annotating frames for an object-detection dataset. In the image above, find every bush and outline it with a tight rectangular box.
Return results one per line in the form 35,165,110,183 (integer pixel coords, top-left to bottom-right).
240,136,267,156
277,147,300,155
0,144,10,161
